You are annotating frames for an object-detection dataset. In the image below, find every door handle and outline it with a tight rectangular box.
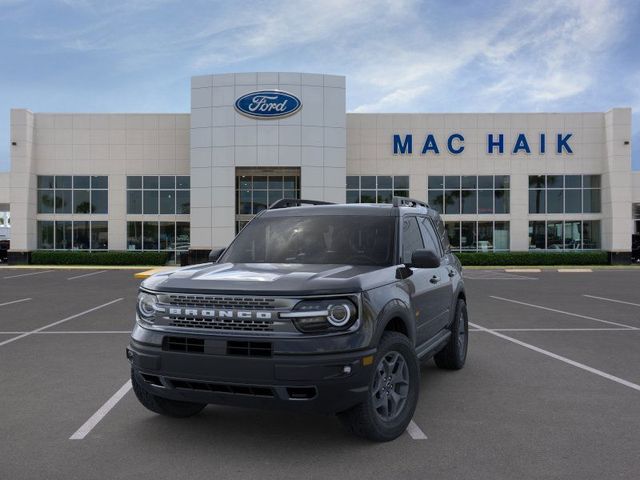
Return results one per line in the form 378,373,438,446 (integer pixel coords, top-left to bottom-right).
430,275,440,284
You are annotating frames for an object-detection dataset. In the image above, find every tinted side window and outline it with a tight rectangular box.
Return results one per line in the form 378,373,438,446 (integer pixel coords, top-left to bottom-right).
402,217,424,263
433,214,450,252
419,217,442,256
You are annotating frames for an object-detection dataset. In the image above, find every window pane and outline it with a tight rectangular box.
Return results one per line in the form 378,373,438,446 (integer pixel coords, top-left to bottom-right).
495,190,509,214
377,190,393,203
346,176,359,189
283,189,297,199
160,222,175,250
37,221,54,249
73,176,89,188
159,191,175,214
565,175,581,188
38,176,54,189
176,222,190,251
528,175,545,188
529,190,545,214
428,176,444,190
55,190,72,214
283,176,297,190
160,176,175,189
393,190,409,198
547,221,564,250
127,191,142,214
346,190,359,203
55,221,73,249
494,222,510,251
56,176,72,189
268,176,283,190
143,176,158,189
461,176,476,189
377,176,392,189
38,190,54,213
478,176,493,189
253,176,267,189
478,190,493,214
583,189,601,213
238,190,252,214
268,190,283,207
461,190,477,214
401,217,424,263
444,176,460,189
564,221,581,250
547,175,563,188
73,221,91,249
127,176,142,189
428,191,444,213
495,175,510,189
143,222,159,250
91,190,108,214
91,221,108,250
528,221,546,250
477,222,493,252
546,190,563,214
394,176,409,189
176,176,190,189
444,190,460,214
238,175,251,190
583,220,601,249
91,176,108,189
74,190,91,214
445,222,461,251
253,190,267,214
143,191,158,214
360,190,376,203
460,222,477,252
565,189,582,213
583,175,601,188
127,222,142,250
176,190,190,214
361,176,376,189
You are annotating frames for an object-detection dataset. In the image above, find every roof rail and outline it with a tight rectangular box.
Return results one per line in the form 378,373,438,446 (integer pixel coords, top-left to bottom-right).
392,196,429,209
269,198,335,210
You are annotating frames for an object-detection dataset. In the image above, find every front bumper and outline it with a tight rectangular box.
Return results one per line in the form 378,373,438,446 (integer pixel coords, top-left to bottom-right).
127,334,376,415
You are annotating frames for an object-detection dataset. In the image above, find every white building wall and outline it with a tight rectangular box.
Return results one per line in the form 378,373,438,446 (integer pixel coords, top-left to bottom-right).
190,72,346,249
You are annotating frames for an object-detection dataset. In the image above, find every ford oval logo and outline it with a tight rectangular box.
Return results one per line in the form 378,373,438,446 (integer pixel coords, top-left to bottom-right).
235,90,302,119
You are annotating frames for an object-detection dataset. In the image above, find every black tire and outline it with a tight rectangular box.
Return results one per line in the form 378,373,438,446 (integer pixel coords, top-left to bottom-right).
434,298,468,370
338,332,419,442
131,370,206,418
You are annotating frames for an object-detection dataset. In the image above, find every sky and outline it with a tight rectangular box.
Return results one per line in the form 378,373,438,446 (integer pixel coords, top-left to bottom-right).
1,0,639,171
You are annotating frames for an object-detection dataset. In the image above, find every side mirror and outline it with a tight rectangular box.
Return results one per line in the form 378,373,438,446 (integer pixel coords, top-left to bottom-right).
208,248,225,263
410,249,441,269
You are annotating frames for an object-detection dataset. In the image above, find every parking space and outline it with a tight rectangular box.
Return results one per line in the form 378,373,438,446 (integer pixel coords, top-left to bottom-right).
1,267,639,479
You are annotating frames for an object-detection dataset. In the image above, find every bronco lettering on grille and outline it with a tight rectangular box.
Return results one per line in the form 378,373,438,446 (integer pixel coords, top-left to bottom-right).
167,308,273,320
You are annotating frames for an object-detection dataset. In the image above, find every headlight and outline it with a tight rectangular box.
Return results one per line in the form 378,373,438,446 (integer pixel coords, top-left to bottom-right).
137,291,158,324
282,298,358,333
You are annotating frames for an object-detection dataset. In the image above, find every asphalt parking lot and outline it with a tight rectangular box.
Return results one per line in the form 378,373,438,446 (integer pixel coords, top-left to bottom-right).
1,267,639,479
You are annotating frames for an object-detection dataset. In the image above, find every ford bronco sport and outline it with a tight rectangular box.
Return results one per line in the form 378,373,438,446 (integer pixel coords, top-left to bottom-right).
127,197,468,441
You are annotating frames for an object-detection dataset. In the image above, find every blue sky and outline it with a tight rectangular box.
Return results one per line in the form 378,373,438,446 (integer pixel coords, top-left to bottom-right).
1,0,639,171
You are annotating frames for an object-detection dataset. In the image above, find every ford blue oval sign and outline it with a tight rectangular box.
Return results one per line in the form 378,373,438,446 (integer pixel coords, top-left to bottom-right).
235,90,302,119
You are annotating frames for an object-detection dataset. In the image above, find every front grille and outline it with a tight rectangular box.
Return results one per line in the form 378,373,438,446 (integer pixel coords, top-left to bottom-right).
166,294,276,310
169,379,274,397
227,341,272,357
163,336,205,353
168,316,274,332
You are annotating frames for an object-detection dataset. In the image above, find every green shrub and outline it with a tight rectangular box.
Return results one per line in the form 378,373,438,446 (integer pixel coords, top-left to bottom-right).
454,251,608,266
31,250,169,266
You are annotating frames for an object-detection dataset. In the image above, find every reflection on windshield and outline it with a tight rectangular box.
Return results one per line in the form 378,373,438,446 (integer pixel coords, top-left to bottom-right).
220,215,396,266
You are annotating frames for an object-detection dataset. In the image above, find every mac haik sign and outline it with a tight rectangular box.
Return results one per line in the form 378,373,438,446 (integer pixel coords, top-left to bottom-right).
393,133,573,155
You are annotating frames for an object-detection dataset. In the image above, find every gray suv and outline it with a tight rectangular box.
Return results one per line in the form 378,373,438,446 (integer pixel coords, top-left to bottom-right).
127,197,468,441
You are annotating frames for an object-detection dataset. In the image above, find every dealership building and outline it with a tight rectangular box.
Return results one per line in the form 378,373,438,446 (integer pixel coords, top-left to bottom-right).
1,72,639,263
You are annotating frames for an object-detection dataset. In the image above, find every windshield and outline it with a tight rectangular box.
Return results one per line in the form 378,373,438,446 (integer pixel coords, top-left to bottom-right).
220,215,396,266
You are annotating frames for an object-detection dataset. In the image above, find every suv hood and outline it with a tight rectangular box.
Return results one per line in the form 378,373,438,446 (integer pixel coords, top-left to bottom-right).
142,262,397,296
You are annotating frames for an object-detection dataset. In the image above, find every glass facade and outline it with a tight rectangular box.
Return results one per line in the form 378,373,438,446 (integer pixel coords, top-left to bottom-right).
126,221,190,259
427,176,510,215
528,220,601,250
126,176,190,215
529,175,601,214
37,175,108,214
346,176,409,203
634,203,640,234
37,220,108,250
444,221,510,252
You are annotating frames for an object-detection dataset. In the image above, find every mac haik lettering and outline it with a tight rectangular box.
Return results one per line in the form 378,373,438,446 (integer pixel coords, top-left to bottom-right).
393,133,573,155
235,90,302,119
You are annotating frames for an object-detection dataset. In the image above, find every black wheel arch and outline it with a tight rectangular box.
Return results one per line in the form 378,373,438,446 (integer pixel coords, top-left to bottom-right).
372,299,416,347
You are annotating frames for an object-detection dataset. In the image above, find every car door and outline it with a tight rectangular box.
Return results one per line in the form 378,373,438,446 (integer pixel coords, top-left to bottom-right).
400,216,444,346
419,216,455,335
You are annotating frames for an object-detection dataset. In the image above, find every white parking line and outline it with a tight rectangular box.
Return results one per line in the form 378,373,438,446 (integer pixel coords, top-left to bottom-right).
583,294,640,308
3,270,54,279
67,270,107,281
470,322,640,393
70,380,132,440
0,330,130,334
0,298,31,307
0,298,124,347
469,327,639,332
406,420,428,440
489,296,638,329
